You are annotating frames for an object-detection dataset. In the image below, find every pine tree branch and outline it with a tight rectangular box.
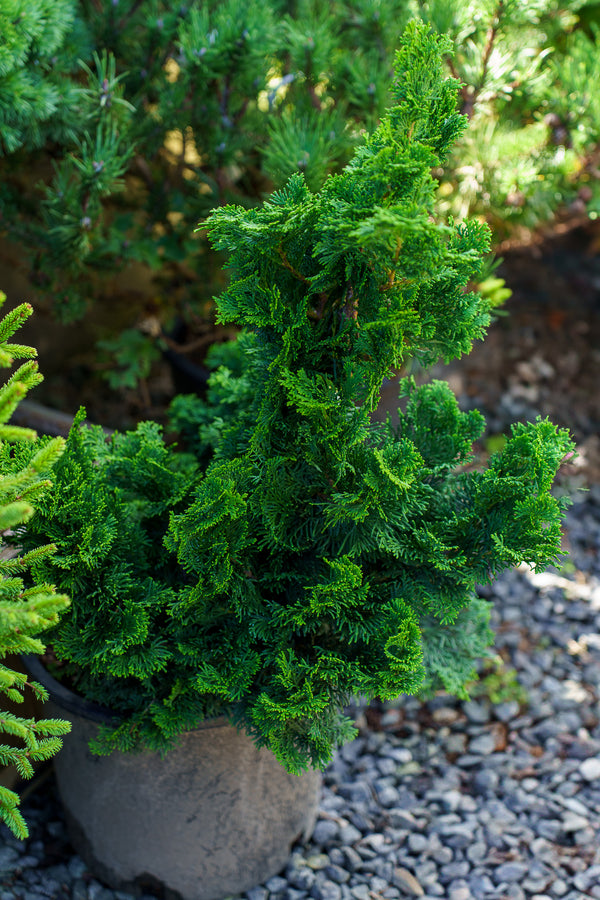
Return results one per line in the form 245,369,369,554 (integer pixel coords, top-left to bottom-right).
480,2,504,89
462,1,504,118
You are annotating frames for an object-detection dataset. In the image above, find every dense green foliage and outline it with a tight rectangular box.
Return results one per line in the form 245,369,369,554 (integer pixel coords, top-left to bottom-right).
0,293,69,839
8,413,202,726
1,1,599,388
14,24,572,774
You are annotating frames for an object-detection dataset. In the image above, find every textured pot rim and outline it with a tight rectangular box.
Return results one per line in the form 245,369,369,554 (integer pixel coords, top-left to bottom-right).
22,654,229,731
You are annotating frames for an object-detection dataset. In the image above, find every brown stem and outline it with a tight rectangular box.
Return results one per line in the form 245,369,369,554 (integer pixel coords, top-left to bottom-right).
452,2,504,119
447,57,460,82
467,1,503,117
341,283,358,321
277,247,311,284
480,2,503,87
447,56,473,116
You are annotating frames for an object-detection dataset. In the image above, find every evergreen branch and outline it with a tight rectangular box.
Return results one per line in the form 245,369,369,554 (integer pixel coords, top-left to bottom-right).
277,247,311,284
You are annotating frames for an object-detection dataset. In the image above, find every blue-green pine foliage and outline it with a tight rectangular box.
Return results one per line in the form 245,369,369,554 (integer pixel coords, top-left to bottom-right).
18,24,572,774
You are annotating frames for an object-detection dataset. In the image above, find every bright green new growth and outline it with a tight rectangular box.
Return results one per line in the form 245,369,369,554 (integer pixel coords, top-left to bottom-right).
0,292,70,840
19,24,572,774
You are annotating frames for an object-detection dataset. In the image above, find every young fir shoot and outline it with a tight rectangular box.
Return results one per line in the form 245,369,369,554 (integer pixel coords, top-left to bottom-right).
0,294,69,839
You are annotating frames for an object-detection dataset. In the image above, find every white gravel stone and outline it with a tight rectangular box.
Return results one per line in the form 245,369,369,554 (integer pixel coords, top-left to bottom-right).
579,756,600,780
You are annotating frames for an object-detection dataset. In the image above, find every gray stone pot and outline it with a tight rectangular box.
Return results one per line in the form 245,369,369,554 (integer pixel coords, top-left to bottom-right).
25,656,321,900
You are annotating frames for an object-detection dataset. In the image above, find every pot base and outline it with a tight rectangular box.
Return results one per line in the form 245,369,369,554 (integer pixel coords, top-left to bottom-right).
47,702,320,900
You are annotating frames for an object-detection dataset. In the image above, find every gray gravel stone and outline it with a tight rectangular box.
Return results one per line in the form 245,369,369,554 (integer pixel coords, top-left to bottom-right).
493,701,520,722
377,757,398,776
376,785,402,807
439,862,470,883
350,886,370,900
430,846,453,865
493,862,529,883
246,888,268,900
561,810,589,831
0,843,20,865
462,702,490,724
338,782,372,805
286,890,309,900
324,866,350,885
312,820,340,846
266,876,289,893
288,866,317,890
311,881,342,900
471,769,499,794
340,848,362,872
407,834,429,854
338,824,362,844
468,733,496,755
67,857,88,879
573,865,600,891
447,882,474,900
465,843,487,864
533,818,563,840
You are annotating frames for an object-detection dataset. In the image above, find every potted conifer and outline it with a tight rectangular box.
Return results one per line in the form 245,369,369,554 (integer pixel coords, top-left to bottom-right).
13,23,572,900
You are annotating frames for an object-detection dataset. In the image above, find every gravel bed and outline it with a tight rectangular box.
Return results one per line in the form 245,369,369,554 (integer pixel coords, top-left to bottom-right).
1,487,599,900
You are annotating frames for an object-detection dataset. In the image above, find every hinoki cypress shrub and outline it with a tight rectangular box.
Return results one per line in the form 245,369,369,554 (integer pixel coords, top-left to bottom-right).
0,293,69,839
16,24,572,774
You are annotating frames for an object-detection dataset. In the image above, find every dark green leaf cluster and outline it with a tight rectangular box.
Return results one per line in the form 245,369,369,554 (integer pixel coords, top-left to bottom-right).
17,23,573,774
12,413,216,746
0,292,70,840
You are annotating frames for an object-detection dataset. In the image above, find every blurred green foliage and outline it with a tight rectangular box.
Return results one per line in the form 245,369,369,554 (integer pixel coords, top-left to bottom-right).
1,0,599,389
